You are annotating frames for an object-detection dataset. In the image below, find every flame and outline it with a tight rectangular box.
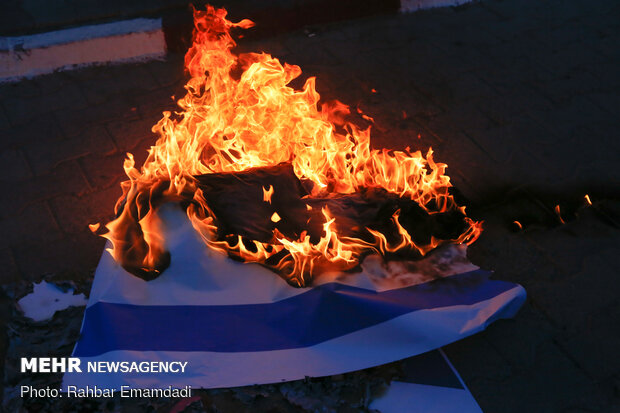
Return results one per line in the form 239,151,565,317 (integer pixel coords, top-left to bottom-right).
584,194,592,205
554,204,565,224
263,185,274,203
95,6,482,285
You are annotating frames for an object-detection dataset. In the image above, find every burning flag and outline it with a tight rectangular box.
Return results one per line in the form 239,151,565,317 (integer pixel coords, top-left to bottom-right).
64,5,525,396
91,5,482,287
64,204,524,390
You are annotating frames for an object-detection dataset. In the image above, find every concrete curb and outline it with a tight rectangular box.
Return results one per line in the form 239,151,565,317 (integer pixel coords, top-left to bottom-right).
401,0,475,13
0,18,166,82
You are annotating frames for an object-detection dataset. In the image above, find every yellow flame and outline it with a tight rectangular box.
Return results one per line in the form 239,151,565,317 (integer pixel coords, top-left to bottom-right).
96,5,482,283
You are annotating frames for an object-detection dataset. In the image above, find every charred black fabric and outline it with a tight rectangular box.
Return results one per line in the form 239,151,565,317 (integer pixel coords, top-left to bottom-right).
305,188,468,257
112,180,185,281
114,163,469,283
195,163,309,242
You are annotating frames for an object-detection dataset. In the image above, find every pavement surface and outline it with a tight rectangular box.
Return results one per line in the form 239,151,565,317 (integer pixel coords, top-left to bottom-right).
1,0,619,411
0,0,188,35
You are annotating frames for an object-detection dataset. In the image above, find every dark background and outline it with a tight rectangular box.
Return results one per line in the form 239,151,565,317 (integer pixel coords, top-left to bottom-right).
1,0,619,411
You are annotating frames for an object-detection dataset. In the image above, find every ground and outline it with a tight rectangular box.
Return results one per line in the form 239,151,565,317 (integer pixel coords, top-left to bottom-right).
1,0,619,411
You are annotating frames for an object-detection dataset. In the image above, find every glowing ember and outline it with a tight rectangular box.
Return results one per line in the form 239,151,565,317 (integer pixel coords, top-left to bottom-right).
554,204,565,224
93,5,482,286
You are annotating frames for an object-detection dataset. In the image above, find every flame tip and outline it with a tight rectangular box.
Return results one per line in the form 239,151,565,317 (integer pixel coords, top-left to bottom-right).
101,4,481,285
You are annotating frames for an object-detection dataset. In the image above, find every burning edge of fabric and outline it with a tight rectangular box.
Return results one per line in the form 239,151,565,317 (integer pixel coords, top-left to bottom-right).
90,5,482,287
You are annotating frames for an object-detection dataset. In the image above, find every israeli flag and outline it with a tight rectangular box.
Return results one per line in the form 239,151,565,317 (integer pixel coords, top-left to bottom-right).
63,203,525,391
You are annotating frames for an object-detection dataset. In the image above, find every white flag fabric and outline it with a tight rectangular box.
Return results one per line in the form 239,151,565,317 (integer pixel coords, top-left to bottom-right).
63,203,525,390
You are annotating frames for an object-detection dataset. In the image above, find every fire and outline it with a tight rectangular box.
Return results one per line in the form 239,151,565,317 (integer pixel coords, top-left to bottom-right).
263,185,274,203
554,204,565,224
94,6,482,286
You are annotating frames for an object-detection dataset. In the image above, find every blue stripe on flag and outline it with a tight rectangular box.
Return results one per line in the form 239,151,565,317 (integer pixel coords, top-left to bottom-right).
74,270,515,357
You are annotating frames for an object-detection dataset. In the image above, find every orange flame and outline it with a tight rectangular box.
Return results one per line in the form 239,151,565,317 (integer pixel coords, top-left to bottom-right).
554,204,565,224
263,185,274,203
96,6,482,285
